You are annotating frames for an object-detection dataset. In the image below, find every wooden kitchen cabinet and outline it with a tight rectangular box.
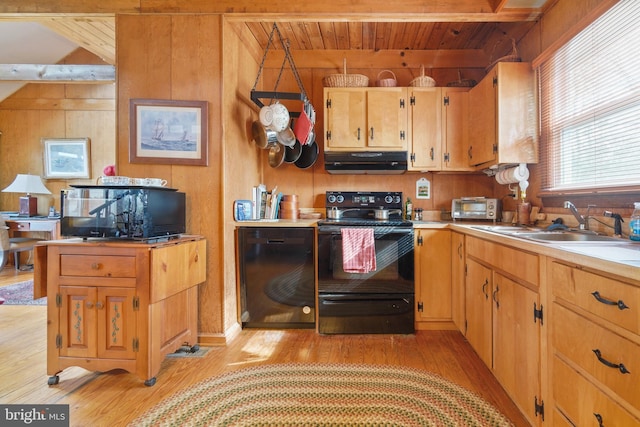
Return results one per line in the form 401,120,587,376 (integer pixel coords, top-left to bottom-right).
408,87,442,170
414,229,452,328
465,235,543,426
468,62,538,168
450,231,466,330
441,87,473,171
324,87,408,151
407,87,473,172
464,257,493,367
547,259,640,425
36,236,206,387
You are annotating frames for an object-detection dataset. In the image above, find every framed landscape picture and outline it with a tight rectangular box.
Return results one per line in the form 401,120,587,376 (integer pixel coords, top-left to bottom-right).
129,99,208,166
42,137,91,179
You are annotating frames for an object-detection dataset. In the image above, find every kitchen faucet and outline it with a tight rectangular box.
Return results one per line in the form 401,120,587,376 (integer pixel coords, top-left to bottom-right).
563,201,595,230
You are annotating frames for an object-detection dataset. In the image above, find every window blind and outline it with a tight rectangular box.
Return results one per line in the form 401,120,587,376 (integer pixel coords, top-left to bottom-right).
539,0,640,192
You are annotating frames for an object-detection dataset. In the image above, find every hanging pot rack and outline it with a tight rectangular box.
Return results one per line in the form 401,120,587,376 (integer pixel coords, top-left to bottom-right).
250,23,309,118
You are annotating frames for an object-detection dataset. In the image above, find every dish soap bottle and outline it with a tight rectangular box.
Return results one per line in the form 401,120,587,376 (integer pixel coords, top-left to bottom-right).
405,197,413,220
630,202,640,241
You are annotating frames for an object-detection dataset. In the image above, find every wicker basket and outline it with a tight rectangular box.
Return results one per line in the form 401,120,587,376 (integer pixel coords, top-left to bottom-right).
323,59,369,87
486,38,522,72
409,65,436,87
376,70,397,87
446,70,477,87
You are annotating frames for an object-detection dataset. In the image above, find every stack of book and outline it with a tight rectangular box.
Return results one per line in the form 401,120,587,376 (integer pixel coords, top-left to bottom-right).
252,184,283,220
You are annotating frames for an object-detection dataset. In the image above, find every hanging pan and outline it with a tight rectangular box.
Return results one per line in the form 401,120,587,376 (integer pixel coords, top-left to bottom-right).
268,143,285,168
294,139,319,169
284,140,303,163
252,120,276,149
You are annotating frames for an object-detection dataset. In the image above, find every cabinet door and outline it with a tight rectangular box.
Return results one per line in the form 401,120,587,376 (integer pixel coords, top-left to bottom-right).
493,273,540,426
408,87,442,170
97,287,137,359
59,286,98,358
367,88,408,149
465,258,493,367
324,88,367,150
468,68,496,166
451,232,465,331
494,62,538,165
415,229,451,321
442,88,473,171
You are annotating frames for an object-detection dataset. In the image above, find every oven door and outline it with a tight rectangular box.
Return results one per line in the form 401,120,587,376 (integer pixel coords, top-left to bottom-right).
317,225,414,294
318,293,415,334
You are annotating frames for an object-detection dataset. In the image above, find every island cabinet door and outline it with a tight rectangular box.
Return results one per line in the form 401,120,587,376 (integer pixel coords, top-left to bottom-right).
59,286,97,358
58,285,136,360
96,287,137,360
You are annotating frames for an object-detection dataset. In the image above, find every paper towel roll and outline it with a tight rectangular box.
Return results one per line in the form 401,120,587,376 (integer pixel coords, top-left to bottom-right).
495,164,529,185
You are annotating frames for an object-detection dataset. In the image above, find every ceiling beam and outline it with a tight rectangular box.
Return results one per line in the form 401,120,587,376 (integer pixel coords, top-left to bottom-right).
264,49,490,69
0,64,115,83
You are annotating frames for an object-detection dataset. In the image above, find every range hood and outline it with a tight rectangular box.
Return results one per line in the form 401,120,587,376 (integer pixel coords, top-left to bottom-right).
324,151,407,175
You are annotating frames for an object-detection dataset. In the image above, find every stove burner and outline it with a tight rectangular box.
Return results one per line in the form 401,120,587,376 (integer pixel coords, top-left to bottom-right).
317,218,412,227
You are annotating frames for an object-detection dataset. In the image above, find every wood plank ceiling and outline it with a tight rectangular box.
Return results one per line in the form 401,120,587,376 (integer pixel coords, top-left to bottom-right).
0,0,548,69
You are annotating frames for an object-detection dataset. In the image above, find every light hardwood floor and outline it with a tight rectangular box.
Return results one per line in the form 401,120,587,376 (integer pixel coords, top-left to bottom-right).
0,270,529,427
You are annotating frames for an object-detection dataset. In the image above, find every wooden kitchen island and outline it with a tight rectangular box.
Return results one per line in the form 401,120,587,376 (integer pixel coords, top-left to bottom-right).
33,235,206,386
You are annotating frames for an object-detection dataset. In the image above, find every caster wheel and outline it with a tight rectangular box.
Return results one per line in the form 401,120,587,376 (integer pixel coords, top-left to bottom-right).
190,344,200,353
144,377,157,387
48,376,59,386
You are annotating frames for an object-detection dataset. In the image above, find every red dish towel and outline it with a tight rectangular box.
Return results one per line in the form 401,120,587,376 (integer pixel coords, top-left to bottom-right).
341,228,377,273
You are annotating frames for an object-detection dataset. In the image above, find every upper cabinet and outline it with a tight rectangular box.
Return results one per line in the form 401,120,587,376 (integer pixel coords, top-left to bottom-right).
408,87,442,170
324,87,408,151
408,86,473,172
468,62,538,168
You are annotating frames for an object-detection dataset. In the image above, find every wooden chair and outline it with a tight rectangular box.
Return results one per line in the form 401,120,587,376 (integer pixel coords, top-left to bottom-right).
0,220,41,271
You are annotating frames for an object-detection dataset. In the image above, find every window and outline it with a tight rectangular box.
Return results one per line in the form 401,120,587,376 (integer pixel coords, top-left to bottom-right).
538,0,640,192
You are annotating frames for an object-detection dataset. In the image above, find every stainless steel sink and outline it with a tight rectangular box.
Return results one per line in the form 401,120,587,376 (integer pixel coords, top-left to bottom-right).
514,232,621,243
471,225,623,243
470,225,537,233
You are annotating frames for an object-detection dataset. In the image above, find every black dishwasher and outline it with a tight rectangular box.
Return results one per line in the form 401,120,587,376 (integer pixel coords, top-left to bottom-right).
237,227,315,328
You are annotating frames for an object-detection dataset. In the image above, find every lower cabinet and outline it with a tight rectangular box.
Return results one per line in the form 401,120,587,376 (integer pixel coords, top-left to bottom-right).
36,236,206,386
548,259,640,425
414,229,452,328
450,231,466,331
465,236,543,426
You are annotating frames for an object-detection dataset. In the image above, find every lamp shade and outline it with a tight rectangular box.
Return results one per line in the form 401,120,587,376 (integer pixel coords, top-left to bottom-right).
2,174,52,195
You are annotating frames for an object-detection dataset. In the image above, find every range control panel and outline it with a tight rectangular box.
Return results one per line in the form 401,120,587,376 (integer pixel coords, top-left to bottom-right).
325,191,403,209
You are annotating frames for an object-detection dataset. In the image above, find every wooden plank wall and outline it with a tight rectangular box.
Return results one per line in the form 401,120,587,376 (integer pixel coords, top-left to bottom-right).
0,49,115,215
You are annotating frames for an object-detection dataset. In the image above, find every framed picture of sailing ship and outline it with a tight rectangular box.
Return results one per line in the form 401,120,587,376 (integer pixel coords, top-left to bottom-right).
129,99,208,165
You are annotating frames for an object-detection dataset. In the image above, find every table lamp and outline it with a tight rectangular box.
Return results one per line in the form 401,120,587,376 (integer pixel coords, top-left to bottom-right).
2,174,52,216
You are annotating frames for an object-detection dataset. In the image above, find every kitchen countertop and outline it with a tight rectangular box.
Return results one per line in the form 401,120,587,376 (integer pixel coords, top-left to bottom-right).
233,219,639,281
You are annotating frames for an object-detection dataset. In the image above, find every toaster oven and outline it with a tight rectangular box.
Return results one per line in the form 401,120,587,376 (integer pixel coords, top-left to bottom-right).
61,185,186,240
452,197,500,222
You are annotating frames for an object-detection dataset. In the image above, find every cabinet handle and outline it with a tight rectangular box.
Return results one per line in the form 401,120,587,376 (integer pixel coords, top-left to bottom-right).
591,291,629,310
593,413,604,427
468,146,473,159
481,279,489,299
457,243,462,259
492,285,499,308
370,127,374,140
85,301,94,309
95,301,104,310
430,147,434,160
357,127,361,140
91,263,101,270
592,349,630,374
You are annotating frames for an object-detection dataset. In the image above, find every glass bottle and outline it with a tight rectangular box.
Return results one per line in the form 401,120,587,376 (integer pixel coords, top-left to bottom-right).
405,197,413,220
630,202,640,241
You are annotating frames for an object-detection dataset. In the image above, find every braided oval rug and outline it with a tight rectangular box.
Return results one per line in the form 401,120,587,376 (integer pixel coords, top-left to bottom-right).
130,363,514,427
